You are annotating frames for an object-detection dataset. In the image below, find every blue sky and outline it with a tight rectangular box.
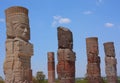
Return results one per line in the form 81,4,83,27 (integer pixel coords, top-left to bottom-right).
0,0,120,79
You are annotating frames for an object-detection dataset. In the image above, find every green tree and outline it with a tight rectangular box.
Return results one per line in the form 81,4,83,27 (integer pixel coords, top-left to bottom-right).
0,76,4,83
32,76,37,83
36,71,45,83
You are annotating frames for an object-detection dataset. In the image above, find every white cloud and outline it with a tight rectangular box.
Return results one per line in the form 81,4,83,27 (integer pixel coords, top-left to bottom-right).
52,16,71,27
53,16,61,20
105,22,114,28
98,0,102,3
0,18,5,23
83,11,93,15
59,18,71,24
52,21,57,27
96,0,103,6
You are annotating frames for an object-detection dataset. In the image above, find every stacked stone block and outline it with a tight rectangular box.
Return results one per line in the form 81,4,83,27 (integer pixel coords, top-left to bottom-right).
48,52,55,83
104,42,117,83
86,37,103,83
57,27,76,83
3,6,33,83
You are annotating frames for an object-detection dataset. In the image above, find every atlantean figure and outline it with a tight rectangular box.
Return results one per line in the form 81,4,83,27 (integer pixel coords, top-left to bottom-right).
104,42,117,83
86,37,103,83
3,6,33,83
57,27,76,83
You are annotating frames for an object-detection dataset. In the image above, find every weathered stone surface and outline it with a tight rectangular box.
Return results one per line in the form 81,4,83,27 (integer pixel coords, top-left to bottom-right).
86,37,103,83
86,37,99,56
6,39,33,56
57,26,73,49
14,40,33,56
57,49,76,61
29,69,33,83
57,60,75,79
57,27,76,83
48,52,55,83
5,6,30,42
106,76,117,83
104,42,117,83
87,63,101,77
4,6,33,83
87,55,100,63
104,42,115,57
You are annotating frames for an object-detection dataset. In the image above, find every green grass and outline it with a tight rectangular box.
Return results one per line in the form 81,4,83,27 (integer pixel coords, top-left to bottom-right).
118,79,120,83
75,79,88,83
0,79,120,83
76,79,120,83
34,79,120,83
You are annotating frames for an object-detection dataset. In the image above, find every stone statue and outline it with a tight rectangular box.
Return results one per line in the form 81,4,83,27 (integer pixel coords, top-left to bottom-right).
57,26,76,83
4,6,33,83
104,42,118,83
48,52,55,83
86,37,103,83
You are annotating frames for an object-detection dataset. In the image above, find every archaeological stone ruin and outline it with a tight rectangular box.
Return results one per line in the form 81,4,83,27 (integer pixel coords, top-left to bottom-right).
2,6,119,83
3,6,33,83
86,37,103,83
104,42,118,83
57,27,76,83
47,52,55,83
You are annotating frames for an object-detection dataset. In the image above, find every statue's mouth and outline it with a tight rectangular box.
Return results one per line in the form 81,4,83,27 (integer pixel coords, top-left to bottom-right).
22,32,28,37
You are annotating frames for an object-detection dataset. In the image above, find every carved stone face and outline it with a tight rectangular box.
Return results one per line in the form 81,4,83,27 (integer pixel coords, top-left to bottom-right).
13,22,30,41
6,13,30,41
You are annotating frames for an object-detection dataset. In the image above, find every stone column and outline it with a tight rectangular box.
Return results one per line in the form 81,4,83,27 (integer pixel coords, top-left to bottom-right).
103,42,117,83
3,6,33,83
57,27,76,83
86,37,103,83
29,69,33,83
48,52,55,83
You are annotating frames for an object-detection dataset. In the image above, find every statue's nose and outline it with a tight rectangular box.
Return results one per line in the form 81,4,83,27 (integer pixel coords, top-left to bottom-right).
24,28,27,32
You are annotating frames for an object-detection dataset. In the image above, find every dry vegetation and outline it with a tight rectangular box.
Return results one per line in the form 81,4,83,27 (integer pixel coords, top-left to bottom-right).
0,78,120,83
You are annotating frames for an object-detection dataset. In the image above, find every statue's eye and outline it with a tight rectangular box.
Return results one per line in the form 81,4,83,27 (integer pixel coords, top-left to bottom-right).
21,26,25,29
